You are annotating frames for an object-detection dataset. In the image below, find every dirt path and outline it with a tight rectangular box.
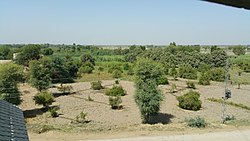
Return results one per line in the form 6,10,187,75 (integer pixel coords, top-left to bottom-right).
87,129,250,141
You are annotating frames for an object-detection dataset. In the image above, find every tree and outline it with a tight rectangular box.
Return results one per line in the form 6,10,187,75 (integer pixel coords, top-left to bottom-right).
169,67,178,80
81,53,95,65
0,45,11,60
232,46,246,56
15,44,41,66
33,91,54,109
134,59,164,123
29,60,51,91
0,63,23,105
41,48,54,56
178,64,197,79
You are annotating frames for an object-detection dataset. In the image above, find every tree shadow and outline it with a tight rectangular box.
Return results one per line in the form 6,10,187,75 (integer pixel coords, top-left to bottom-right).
23,105,59,118
148,113,175,124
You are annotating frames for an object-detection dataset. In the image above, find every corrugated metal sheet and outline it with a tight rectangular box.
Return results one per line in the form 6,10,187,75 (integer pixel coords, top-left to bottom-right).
0,100,29,141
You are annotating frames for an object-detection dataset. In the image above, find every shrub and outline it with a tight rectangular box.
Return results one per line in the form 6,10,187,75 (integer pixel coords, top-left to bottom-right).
109,96,122,109
98,66,104,72
208,67,225,82
186,116,206,128
177,91,202,111
123,63,130,70
186,81,196,89
88,95,94,101
79,66,94,74
178,64,197,79
170,83,177,93
112,69,122,78
105,86,126,96
108,65,123,73
127,68,134,75
169,67,178,80
91,81,103,90
49,107,59,118
33,91,54,109
75,111,87,123
198,73,211,85
157,76,169,85
115,80,119,84
57,85,73,94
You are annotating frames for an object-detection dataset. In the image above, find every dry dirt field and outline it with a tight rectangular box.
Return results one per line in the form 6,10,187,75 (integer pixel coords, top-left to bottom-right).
19,79,250,140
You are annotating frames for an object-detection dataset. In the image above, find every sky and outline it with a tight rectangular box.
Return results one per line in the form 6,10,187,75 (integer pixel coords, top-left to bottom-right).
0,0,250,45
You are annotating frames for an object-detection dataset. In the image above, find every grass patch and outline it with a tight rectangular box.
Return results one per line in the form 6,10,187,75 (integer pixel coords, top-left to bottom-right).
207,97,250,110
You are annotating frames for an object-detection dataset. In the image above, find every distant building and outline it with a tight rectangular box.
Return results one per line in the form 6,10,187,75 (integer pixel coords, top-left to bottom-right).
0,100,29,141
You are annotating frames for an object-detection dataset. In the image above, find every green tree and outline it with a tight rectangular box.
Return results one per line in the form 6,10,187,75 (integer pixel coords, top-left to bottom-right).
0,63,23,105
81,53,95,65
29,60,51,91
134,59,164,123
41,48,54,56
15,44,41,66
178,64,197,79
0,45,11,60
232,46,246,56
33,91,54,109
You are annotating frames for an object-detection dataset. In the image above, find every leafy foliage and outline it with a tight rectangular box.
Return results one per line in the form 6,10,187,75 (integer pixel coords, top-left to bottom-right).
134,59,164,123
49,107,59,118
105,86,126,96
91,81,103,90
178,64,197,79
15,44,41,66
208,67,225,82
109,96,122,109
29,60,51,91
33,91,54,108
186,81,196,89
177,91,202,111
186,116,206,128
157,76,169,85
81,53,95,65
0,63,23,105
112,69,122,78
232,46,246,56
198,73,211,85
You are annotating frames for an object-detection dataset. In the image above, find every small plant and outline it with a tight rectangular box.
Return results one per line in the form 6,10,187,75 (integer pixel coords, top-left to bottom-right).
75,111,87,123
33,91,54,109
225,115,236,122
105,85,126,96
157,76,169,85
91,81,103,90
88,95,93,101
49,107,59,118
98,66,104,72
170,83,177,93
79,66,94,74
115,79,119,84
57,85,73,94
186,116,206,128
109,96,122,109
177,90,202,111
186,81,196,89
112,69,122,78
198,73,211,85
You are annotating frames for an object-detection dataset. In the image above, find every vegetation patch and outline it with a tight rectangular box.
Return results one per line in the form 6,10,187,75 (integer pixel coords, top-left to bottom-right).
207,97,250,110
177,91,202,111
105,85,126,96
185,116,206,128
91,81,103,90
109,96,122,109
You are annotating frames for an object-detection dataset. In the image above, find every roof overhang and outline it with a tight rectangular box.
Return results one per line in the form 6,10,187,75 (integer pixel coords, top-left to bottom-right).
203,0,250,10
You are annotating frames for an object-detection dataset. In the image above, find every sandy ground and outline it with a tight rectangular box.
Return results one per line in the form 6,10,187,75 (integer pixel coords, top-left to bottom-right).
19,79,250,140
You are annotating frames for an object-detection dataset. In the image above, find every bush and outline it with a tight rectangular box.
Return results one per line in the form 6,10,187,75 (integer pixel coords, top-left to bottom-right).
177,91,202,111
198,73,211,85
79,66,94,74
170,83,177,93
157,76,169,85
91,81,103,90
33,91,54,109
75,111,87,123
98,66,104,72
115,80,119,84
208,67,225,82
105,86,126,96
49,107,59,118
178,64,197,79
57,85,73,94
108,65,123,73
127,68,134,75
123,63,130,70
112,69,122,78
186,81,196,89
186,116,206,128
109,96,122,109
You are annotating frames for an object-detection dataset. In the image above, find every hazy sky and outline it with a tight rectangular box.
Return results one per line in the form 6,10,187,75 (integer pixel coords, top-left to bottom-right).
1,0,250,45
